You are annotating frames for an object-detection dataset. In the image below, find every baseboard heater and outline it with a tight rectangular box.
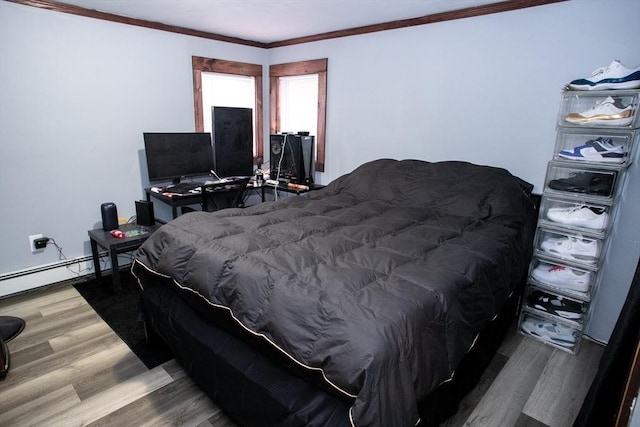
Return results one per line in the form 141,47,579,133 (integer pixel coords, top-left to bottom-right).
0,253,130,299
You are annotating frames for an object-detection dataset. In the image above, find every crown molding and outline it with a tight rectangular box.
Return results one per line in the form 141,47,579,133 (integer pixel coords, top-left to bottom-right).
6,0,568,49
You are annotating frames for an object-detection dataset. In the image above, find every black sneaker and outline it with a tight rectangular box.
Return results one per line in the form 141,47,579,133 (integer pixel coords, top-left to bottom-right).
548,172,613,196
527,290,583,320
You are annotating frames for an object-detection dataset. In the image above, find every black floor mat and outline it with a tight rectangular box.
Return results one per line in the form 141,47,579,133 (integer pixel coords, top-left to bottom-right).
73,271,173,369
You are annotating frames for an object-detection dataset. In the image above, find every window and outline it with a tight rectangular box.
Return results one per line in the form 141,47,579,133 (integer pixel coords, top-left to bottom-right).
192,56,264,162
270,58,327,172
201,73,255,136
278,74,318,136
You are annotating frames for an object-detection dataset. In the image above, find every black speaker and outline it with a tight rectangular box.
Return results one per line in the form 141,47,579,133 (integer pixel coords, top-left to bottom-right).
135,200,155,226
101,202,118,231
300,135,315,185
270,134,315,184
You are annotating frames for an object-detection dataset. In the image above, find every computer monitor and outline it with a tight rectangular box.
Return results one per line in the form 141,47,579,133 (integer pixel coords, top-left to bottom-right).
143,132,214,184
212,106,254,177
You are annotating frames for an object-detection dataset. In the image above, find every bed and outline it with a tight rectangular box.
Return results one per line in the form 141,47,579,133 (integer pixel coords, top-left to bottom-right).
132,158,537,426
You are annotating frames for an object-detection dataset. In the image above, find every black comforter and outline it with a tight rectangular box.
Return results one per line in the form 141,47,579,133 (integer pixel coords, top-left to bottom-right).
133,159,536,427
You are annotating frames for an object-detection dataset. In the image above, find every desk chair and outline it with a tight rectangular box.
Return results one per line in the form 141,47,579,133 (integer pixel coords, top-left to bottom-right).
201,177,251,211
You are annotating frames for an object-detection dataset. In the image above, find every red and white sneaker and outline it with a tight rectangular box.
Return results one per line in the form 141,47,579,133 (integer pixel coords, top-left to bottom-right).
531,264,591,293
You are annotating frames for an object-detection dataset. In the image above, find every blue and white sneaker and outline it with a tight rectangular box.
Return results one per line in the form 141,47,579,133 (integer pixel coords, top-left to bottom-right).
521,319,578,347
558,137,626,163
568,60,640,91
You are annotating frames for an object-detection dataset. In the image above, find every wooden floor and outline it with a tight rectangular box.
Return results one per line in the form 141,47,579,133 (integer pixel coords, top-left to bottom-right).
0,282,604,427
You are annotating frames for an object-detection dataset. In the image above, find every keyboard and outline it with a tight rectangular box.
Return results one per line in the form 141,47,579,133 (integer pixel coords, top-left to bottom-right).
164,182,204,194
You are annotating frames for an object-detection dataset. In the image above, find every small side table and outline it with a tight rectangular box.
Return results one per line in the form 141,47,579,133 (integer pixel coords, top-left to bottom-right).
88,223,160,292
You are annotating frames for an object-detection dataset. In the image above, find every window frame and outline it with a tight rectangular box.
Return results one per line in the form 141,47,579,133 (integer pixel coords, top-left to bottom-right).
269,58,327,172
192,56,264,163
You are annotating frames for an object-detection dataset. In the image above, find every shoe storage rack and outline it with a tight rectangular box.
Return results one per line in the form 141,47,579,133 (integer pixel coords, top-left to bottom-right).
520,88,639,354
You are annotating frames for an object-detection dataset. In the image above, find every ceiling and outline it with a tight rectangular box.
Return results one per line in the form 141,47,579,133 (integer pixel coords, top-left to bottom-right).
51,0,507,44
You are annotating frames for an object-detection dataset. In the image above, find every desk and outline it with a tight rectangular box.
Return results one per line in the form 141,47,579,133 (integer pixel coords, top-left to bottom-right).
259,182,325,202
88,223,160,293
145,179,250,219
145,188,201,219
146,181,326,219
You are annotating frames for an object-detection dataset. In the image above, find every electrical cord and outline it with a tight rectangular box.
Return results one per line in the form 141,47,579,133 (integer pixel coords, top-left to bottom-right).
210,169,223,181
273,134,288,201
45,237,134,277
48,238,94,276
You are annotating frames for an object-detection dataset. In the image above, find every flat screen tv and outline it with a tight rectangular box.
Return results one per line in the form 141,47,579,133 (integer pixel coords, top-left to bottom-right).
143,132,214,184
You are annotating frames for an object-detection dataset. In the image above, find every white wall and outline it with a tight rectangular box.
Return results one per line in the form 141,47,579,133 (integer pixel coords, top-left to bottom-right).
0,1,268,288
1,0,638,341
267,0,640,342
270,0,639,190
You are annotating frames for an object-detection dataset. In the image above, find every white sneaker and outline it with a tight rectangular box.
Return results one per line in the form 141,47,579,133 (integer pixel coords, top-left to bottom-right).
546,206,608,230
568,60,640,91
540,236,599,264
531,263,592,292
521,319,578,347
565,96,635,126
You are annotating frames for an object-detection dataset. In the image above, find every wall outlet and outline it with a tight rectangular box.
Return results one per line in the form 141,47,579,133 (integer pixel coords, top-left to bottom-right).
29,234,44,253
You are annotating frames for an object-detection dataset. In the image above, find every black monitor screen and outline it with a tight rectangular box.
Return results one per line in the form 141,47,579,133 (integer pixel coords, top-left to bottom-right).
143,133,214,183
212,106,254,177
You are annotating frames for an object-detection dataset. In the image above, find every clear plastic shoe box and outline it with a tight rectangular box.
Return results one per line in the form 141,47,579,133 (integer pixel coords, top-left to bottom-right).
519,310,582,354
533,227,603,269
528,257,596,299
523,285,586,328
557,89,640,129
538,196,612,237
522,88,637,355
553,128,638,168
544,161,620,201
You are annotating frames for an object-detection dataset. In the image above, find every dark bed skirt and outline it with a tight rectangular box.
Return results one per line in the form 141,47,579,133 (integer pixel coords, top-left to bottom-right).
139,273,524,427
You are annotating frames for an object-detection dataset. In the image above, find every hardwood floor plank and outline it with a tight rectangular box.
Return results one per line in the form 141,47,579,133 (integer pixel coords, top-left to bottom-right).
0,285,79,318
0,336,130,410
3,331,123,387
72,351,147,400
159,358,188,380
464,337,554,426
441,352,509,426
201,410,239,427
38,293,88,317
514,413,550,427
0,283,604,427
48,320,114,352
43,366,174,426
0,384,80,427
8,303,100,353
498,326,526,359
87,375,222,427
523,339,604,427
9,340,55,368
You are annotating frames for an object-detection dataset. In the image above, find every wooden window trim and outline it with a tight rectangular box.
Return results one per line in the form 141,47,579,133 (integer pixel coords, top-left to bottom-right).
192,56,264,163
270,58,327,172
